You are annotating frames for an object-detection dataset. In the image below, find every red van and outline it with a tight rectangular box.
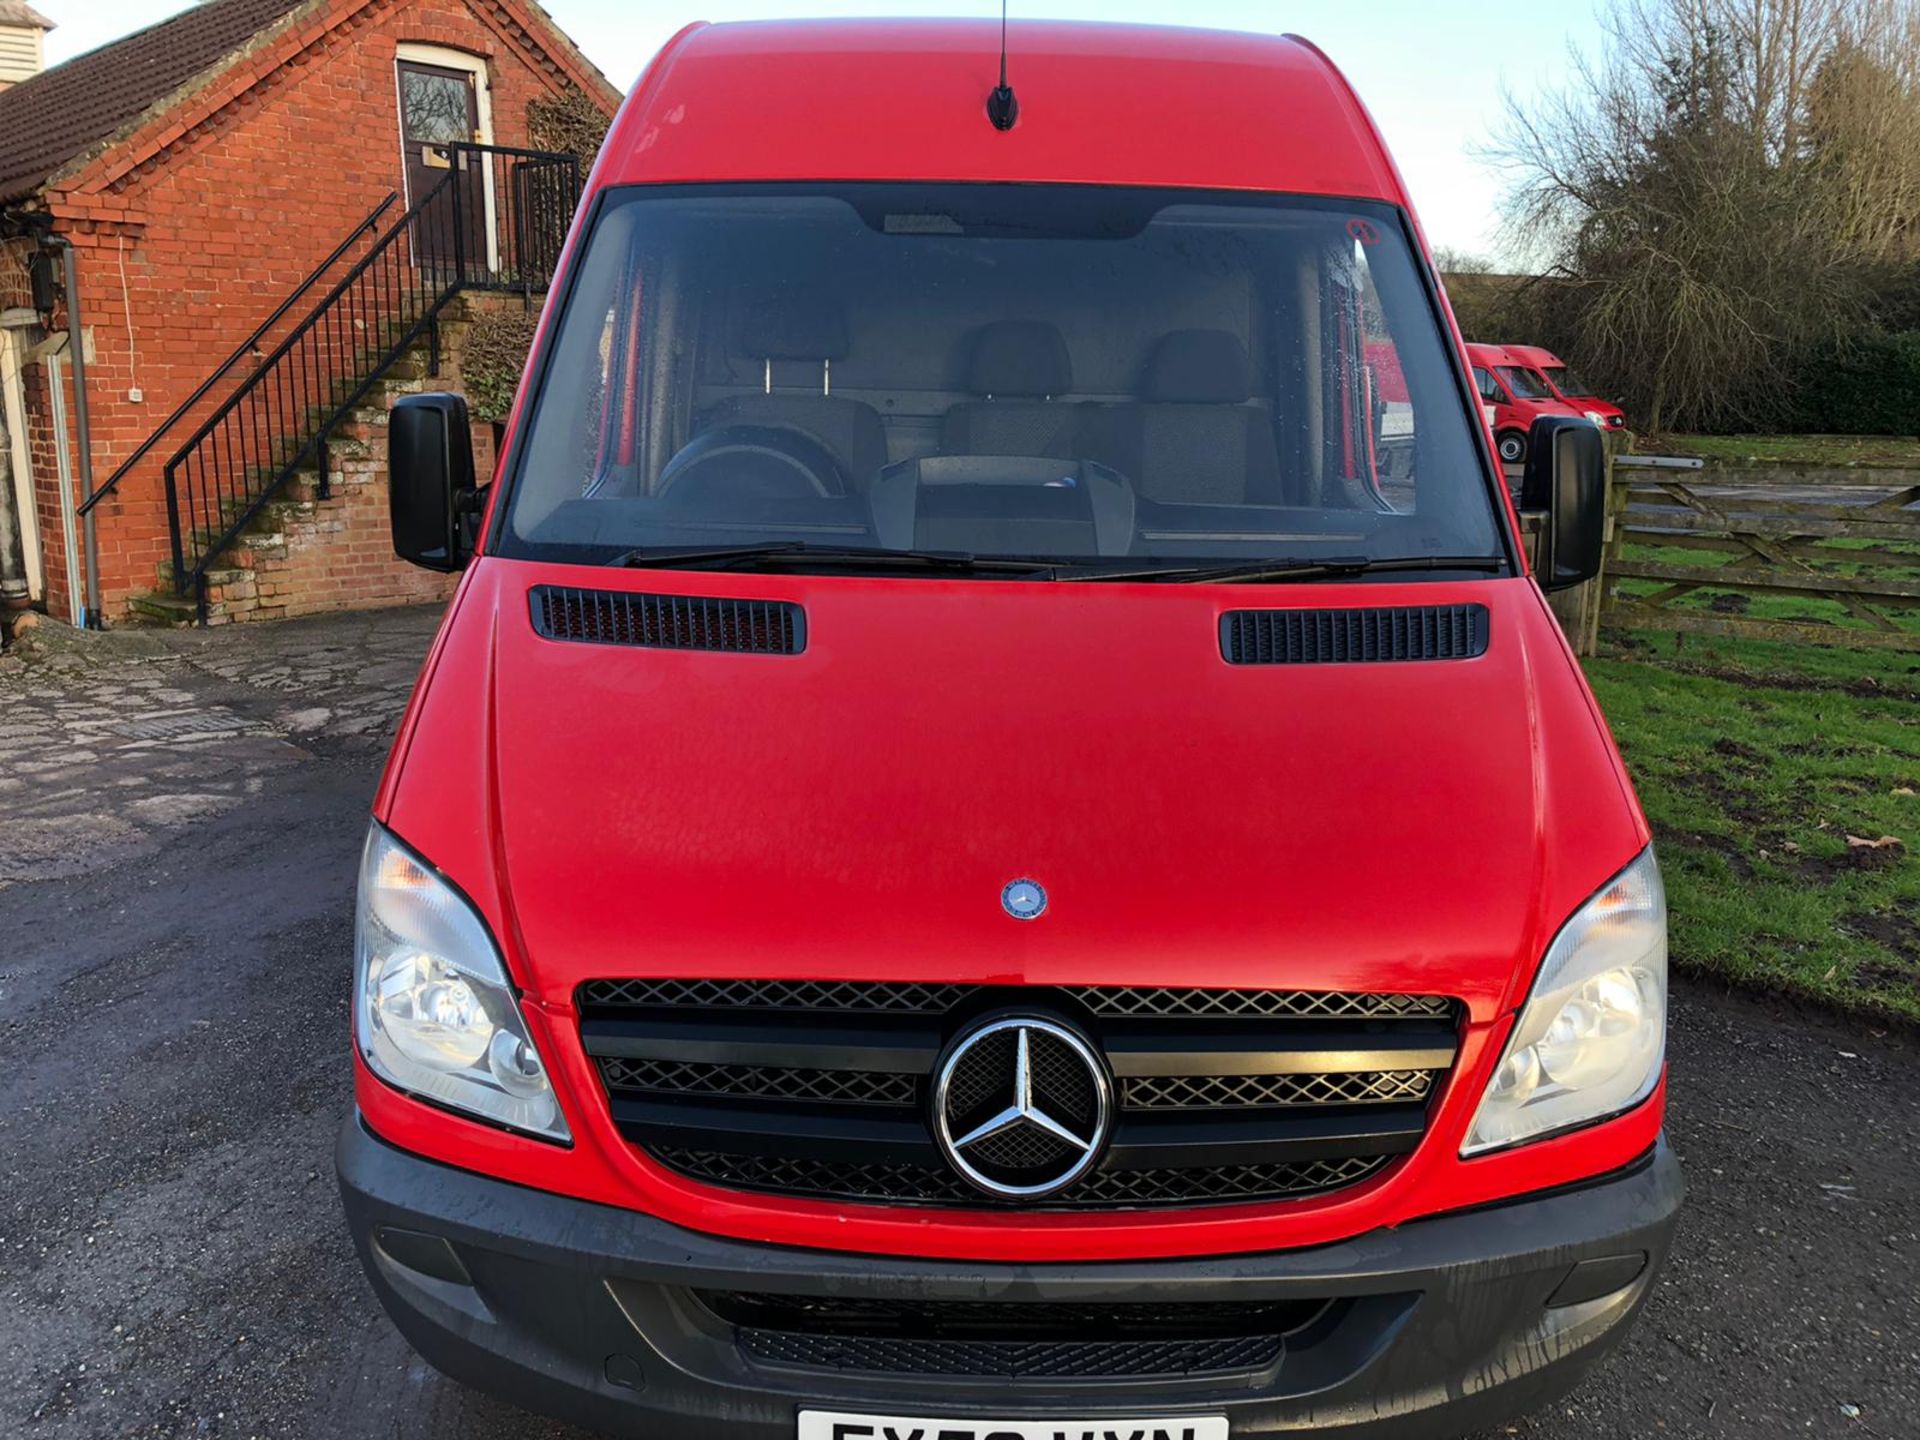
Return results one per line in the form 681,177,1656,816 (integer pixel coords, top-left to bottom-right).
339,20,1680,1440
1505,344,1628,432
1466,342,1591,464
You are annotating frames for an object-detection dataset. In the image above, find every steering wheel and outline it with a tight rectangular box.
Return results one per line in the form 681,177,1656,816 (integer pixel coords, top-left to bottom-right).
656,424,848,501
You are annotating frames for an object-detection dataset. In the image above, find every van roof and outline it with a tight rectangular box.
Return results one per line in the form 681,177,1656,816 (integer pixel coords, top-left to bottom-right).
1465,342,1530,368
1502,343,1564,368
597,20,1408,204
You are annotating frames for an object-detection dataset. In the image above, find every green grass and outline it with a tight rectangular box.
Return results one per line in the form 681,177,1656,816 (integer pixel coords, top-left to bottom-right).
1648,433,1920,468
1587,629,1920,1020
1611,538,1920,638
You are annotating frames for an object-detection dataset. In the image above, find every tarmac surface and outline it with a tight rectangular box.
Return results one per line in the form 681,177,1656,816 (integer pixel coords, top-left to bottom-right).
1,606,1914,1439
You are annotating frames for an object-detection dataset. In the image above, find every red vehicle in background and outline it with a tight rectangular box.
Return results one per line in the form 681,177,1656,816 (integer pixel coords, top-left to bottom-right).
1506,344,1628,433
1466,342,1589,464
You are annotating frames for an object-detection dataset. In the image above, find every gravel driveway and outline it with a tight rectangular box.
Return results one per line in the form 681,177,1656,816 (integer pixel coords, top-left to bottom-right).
1,607,1913,1439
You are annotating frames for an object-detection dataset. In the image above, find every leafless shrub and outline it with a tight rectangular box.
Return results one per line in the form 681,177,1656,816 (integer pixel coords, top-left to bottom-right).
1493,0,1920,431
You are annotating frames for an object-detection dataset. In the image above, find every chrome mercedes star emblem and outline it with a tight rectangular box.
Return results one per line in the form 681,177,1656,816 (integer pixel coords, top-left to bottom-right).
932,1016,1111,1199
1001,878,1047,921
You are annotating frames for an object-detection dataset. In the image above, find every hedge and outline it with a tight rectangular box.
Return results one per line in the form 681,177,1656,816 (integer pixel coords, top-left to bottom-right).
460,308,541,423
1795,332,1920,435
527,88,612,169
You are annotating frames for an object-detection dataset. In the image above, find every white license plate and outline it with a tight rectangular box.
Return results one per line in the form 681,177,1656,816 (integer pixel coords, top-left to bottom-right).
798,1413,1228,1440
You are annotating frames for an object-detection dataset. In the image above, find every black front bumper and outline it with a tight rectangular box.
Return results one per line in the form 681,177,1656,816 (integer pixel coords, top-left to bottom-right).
337,1117,1683,1439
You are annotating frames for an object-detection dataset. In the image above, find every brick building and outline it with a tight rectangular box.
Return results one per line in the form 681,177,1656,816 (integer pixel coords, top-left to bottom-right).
0,0,617,625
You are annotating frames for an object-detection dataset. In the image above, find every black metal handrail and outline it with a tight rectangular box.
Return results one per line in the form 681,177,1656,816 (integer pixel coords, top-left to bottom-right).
79,192,398,519
160,144,580,618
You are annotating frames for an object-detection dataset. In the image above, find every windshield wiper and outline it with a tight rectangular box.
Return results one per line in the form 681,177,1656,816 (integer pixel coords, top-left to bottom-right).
612,541,808,568
611,541,1060,575
1062,554,1509,584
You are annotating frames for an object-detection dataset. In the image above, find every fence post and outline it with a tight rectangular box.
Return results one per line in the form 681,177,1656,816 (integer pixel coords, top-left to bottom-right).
1582,431,1632,655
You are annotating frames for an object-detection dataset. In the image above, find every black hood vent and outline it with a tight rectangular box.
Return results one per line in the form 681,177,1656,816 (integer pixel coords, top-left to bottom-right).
1222,604,1488,664
530,586,805,654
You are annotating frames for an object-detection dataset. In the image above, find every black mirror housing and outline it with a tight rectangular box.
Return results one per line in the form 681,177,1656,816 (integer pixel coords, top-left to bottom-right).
389,392,478,572
1519,416,1605,592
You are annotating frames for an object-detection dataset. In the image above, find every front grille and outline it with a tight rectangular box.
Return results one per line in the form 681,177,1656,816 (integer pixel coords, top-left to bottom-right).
600,1056,917,1108
582,977,965,1014
1069,986,1453,1021
583,977,1450,1021
581,981,1459,1212
652,1148,1389,1208
700,1292,1325,1379
1074,1155,1388,1205
1121,1069,1435,1109
656,1148,976,1205
737,1329,1282,1379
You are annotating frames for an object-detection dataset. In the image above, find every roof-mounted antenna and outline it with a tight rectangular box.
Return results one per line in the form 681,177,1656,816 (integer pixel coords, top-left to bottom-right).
986,0,1018,131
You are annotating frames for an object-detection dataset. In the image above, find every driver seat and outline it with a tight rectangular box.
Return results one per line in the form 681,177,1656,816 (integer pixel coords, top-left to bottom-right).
698,290,889,491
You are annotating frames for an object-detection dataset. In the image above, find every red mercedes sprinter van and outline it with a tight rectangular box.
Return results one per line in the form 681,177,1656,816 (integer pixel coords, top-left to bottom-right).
1466,343,1590,463
339,20,1681,1440
1506,343,1629,432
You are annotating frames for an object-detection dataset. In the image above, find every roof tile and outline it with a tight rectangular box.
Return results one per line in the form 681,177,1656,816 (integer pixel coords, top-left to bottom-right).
0,0,311,203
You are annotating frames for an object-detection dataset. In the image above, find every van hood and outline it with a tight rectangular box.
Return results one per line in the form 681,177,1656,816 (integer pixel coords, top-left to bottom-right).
385,562,1646,1019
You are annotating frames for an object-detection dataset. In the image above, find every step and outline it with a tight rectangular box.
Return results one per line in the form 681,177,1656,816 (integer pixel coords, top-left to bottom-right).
127,591,202,626
215,493,285,525
237,465,336,503
295,403,389,442
190,513,285,556
155,561,250,589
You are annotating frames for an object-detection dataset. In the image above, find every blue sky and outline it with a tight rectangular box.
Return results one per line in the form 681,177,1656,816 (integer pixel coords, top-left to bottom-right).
37,1,1610,263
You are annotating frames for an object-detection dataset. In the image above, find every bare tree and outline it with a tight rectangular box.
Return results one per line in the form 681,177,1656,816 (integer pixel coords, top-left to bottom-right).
1493,0,1920,431
1433,246,1497,275
1806,3,1920,263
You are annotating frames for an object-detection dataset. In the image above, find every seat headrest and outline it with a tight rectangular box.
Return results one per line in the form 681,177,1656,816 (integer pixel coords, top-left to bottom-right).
734,288,850,361
1144,329,1253,403
965,320,1072,398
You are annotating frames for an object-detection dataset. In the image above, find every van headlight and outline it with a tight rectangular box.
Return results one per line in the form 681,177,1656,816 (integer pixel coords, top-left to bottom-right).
1464,848,1666,1155
354,823,570,1143
1583,410,1608,425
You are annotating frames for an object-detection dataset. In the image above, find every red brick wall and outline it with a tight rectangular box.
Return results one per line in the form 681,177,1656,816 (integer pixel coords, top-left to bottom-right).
23,0,612,622
193,293,513,624
0,238,33,311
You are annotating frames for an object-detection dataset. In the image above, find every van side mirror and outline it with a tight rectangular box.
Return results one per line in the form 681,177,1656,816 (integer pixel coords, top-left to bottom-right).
389,393,478,572
1519,416,1605,591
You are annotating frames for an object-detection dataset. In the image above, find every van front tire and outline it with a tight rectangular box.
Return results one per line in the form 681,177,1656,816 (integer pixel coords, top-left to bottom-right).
1496,429,1528,465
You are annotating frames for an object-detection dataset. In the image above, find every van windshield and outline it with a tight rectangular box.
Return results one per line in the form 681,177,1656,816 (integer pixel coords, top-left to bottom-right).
498,184,1503,575
1496,366,1554,401
1546,365,1598,399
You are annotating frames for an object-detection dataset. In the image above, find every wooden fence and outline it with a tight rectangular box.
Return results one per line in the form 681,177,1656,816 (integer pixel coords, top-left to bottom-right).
1594,455,1920,653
